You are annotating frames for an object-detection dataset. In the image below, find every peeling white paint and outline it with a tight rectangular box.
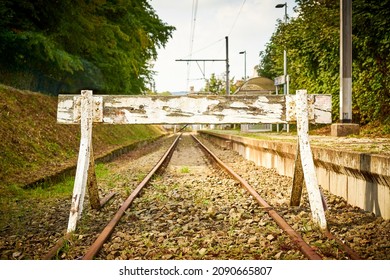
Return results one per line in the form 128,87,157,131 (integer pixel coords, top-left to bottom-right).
296,89,327,230
67,90,93,233
58,90,332,232
58,93,331,125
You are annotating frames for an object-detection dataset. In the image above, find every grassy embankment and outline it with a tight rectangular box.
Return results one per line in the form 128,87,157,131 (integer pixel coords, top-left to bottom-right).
0,84,165,200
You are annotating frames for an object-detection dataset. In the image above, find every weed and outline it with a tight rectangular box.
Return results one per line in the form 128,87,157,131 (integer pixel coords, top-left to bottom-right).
383,125,390,134
180,166,190,173
28,177,74,199
125,188,131,197
95,163,110,178
55,239,71,259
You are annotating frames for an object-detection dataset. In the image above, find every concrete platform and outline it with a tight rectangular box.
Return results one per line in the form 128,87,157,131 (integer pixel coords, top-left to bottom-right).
199,130,390,219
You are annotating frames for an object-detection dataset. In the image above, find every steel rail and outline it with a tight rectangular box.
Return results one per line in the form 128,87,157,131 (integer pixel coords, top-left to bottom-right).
82,134,182,260
44,192,117,259
192,134,323,260
43,233,72,260
324,229,361,260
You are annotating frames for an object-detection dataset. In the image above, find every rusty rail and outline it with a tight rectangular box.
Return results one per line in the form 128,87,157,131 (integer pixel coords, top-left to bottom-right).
82,134,181,260
324,229,361,260
192,134,323,260
43,192,116,259
43,233,73,260
54,132,359,260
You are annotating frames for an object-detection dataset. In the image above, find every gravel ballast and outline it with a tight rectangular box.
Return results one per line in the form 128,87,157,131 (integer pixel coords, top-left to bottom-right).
0,133,388,260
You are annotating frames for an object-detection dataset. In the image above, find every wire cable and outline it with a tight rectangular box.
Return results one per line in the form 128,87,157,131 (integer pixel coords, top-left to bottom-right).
228,0,247,36
184,37,225,58
216,0,247,57
187,0,199,90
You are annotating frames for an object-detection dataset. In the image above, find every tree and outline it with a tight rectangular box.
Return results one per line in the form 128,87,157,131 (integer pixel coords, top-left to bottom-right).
207,73,224,94
0,0,175,95
351,0,390,124
204,73,236,95
258,0,390,125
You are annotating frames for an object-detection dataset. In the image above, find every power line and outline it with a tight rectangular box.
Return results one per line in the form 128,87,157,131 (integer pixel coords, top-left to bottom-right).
185,0,246,91
187,0,199,90
216,0,247,57
228,0,247,35
188,0,199,57
184,37,225,58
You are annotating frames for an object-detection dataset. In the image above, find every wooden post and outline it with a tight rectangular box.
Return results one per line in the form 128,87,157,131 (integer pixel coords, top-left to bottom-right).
290,141,305,206
87,144,101,210
295,89,327,230
67,90,94,233
58,90,332,232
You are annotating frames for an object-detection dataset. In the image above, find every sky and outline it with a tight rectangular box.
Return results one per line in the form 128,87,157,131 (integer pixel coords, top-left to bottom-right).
149,0,297,93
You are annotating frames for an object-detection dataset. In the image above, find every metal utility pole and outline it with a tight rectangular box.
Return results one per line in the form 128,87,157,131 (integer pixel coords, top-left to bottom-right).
276,2,289,132
275,2,288,96
225,36,230,95
239,50,247,81
176,36,230,95
340,0,352,123
331,0,359,136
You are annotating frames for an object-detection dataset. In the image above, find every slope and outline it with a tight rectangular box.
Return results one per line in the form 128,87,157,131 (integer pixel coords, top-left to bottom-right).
0,84,165,189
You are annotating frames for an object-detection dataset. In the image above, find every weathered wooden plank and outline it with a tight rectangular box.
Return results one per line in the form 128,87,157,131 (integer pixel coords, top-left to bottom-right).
67,90,93,233
290,140,305,206
285,94,332,124
57,94,331,125
296,89,327,230
87,144,101,211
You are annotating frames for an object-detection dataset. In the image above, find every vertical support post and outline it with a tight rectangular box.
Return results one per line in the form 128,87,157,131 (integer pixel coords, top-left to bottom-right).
243,51,246,81
286,75,290,133
225,36,230,95
340,0,352,123
296,90,327,230
283,49,287,96
283,14,289,133
87,143,101,210
276,84,279,132
67,90,93,233
290,141,304,206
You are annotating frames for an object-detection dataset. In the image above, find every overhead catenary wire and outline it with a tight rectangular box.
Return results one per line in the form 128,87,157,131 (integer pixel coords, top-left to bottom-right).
190,0,247,57
188,0,199,57
184,37,225,58
228,0,247,36
183,37,225,84
187,0,199,90
185,0,246,91
215,0,247,76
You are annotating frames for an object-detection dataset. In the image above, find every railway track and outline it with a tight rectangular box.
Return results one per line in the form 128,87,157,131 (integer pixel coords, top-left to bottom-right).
45,132,361,260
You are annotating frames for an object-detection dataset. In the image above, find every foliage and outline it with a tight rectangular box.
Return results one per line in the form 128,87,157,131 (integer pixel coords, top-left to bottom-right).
206,73,224,94
0,0,175,95
158,91,173,96
203,73,237,94
258,0,390,125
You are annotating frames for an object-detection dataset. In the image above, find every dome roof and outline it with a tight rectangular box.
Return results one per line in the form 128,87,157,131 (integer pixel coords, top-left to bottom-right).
234,76,275,94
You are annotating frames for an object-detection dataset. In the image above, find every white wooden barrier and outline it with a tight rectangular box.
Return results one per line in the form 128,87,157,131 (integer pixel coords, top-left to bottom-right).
57,90,331,232
67,90,93,232
296,90,327,229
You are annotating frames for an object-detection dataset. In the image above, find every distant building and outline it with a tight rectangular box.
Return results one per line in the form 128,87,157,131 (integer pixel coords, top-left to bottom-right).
233,76,275,95
234,75,276,132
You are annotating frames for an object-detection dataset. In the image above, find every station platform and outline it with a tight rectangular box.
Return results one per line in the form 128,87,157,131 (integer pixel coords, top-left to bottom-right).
198,129,390,219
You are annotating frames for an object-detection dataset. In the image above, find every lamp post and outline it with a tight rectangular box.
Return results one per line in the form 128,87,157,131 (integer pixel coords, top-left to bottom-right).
275,2,288,96
276,2,289,132
239,51,247,81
